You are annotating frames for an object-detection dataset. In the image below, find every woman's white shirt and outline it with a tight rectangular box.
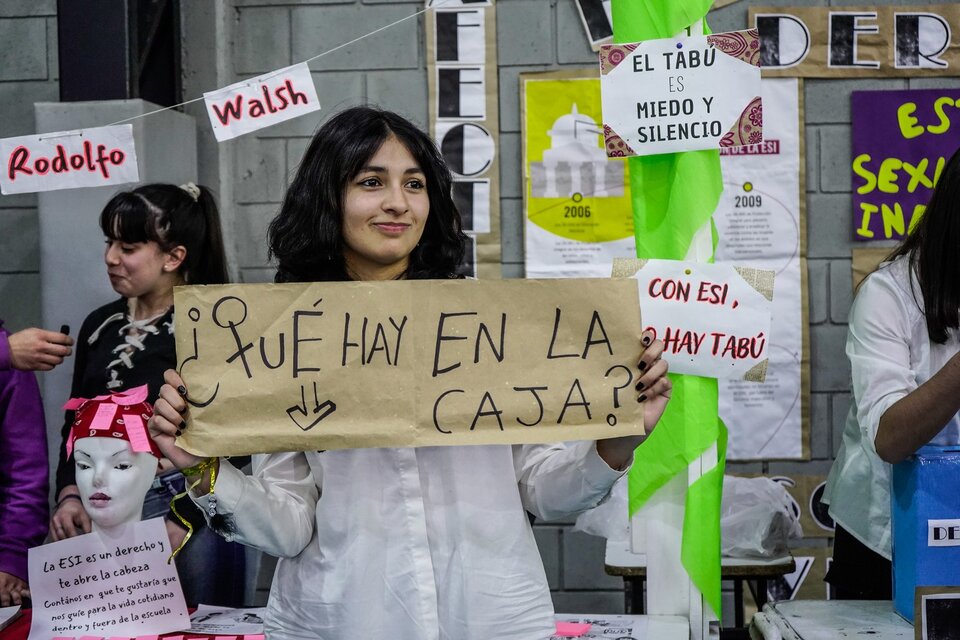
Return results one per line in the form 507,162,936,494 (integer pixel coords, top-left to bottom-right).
823,256,960,559
192,441,625,640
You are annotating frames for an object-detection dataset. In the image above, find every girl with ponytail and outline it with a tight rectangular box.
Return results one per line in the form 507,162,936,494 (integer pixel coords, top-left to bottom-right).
50,183,245,607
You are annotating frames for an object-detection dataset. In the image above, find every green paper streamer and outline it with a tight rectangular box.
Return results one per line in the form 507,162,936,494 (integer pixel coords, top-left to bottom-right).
612,0,726,621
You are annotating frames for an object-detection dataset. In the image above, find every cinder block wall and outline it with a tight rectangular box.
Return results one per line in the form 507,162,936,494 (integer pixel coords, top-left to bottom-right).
0,0,58,332
6,0,960,617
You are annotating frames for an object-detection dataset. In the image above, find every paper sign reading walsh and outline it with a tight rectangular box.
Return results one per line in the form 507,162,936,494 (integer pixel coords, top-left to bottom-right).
27,518,188,640
204,62,321,142
613,258,773,381
600,30,762,157
174,279,644,457
0,125,139,195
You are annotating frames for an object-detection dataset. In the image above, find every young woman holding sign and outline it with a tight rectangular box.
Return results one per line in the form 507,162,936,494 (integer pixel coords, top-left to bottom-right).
50,183,246,607
823,146,960,599
148,107,672,640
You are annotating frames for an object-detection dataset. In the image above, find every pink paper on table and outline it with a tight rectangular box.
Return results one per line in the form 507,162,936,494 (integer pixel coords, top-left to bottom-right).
123,414,152,453
555,622,592,637
90,402,118,430
242,635,265,640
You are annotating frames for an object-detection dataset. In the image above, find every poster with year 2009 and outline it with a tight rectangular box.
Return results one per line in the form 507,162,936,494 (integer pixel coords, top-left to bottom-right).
715,78,807,460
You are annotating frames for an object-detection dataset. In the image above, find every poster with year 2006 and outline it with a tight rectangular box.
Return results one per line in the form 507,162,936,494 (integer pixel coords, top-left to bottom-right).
715,78,806,460
522,70,637,278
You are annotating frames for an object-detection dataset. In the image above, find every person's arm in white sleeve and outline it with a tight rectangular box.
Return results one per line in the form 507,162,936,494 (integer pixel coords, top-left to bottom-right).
149,370,319,557
513,441,626,522
191,452,318,558
514,330,672,521
849,272,960,464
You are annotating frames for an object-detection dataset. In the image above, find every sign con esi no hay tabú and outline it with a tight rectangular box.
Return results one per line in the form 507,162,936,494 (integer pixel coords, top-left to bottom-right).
204,63,321,142
600,30,762,157
613,258,774,382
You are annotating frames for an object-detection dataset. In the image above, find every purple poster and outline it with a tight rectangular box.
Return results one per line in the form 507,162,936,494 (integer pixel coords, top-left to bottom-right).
851,89,960,241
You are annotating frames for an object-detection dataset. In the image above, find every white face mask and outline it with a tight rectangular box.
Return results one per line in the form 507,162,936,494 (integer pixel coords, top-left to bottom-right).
74,437,157,533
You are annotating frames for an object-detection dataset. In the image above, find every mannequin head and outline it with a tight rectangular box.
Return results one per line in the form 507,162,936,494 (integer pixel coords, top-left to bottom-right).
74,437,157,533
65,385,161,534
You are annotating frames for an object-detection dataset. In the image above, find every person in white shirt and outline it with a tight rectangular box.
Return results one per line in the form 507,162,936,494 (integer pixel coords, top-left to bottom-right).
147,107,672,640
823,145,960,599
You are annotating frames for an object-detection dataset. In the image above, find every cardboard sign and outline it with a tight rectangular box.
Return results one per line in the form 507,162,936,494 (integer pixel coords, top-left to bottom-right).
613,259,773,381
599,30,762,157
0,125,139,195
851,89,960,241
174,279,644,457
27,518,188,640
750,5,960,78
203,63,320,142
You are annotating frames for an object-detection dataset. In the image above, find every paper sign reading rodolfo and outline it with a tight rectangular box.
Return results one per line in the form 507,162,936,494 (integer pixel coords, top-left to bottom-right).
613,258,773,382
174,279,643,456
204,62,320,142
600,30,762,157
0,125,139,195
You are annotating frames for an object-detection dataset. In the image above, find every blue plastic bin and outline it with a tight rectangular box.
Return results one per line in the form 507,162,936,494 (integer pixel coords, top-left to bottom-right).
891,445,960,622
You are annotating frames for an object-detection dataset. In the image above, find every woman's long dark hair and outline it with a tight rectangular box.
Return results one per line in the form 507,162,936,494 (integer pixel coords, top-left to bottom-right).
887,145,960,343
100,183,229,285
268,106,467,282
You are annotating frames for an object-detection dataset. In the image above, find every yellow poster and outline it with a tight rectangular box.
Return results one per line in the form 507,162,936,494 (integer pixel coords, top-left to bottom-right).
522,70,636,278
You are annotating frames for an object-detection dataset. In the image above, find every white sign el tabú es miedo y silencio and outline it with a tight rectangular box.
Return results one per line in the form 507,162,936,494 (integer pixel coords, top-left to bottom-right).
0,124,140,195
204,62,321,142
599,29,762,157
614,258,774,382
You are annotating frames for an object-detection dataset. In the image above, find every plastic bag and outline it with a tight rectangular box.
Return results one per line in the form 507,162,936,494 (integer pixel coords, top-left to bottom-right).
574,475,630,543
721,475,802,558
573,475,802,559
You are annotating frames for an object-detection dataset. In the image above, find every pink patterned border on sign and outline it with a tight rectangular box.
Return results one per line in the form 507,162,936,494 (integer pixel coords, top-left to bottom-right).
603,124,636,157
707,29,761,67
599,43,639,75
720,96,763,148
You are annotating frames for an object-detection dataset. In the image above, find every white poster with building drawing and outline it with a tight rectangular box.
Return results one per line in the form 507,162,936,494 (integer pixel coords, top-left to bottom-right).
522,71,637,278
715,78,806,460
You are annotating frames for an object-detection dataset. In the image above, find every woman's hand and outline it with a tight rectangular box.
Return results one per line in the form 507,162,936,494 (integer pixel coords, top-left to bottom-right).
148,369,205,471
0,572,29,607
596,330,672,470
50,487,91,540
635,331,671,431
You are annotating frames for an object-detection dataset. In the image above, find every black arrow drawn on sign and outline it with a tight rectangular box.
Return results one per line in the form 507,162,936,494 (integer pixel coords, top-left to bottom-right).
287,381,337,431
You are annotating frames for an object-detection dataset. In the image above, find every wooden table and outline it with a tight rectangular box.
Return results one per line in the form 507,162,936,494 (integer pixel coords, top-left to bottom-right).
750,600,912,639
605,541,795,630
